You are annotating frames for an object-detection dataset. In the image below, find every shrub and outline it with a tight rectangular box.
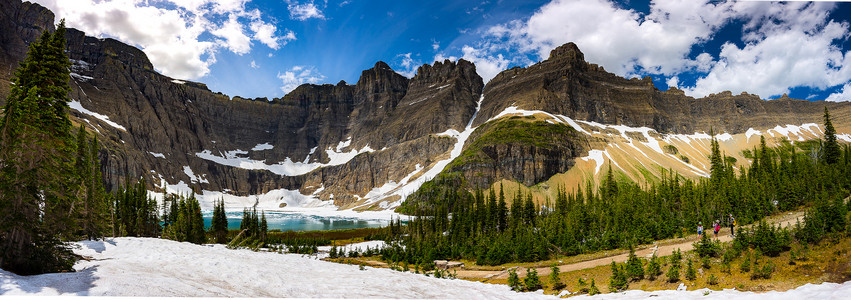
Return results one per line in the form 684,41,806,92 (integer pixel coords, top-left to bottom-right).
739,253,751,273
549,265,565,291
508,269,522,291
577,278,588,294
524,268,543,291
694,233,722,258
707,273,719,285
625,249,645,281
751,262,775,280
685,259,697,281
666,263,680,283
701,257,712,269
609,261,628,292
589,279,600,295
646,254,662,280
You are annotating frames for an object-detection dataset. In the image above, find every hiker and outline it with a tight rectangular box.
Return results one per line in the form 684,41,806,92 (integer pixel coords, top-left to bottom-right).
713,220,721,240
729,214,736,237
697,222,703,237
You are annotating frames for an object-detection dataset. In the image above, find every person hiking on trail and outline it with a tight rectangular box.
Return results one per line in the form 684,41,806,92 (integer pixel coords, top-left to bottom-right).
729,214,736,237
713,220,721,240
697,222,703,237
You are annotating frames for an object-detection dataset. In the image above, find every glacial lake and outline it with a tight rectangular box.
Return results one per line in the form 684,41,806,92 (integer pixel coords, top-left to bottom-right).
202,211,391,232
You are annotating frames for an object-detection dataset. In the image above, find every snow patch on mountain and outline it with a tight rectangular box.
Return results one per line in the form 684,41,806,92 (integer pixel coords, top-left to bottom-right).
69,100,127,131
195,139,374,177
251,143,274,151
182,166,208,184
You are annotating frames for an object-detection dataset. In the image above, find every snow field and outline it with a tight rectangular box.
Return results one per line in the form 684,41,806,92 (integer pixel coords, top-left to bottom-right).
0,238,553,298
1,238,848,298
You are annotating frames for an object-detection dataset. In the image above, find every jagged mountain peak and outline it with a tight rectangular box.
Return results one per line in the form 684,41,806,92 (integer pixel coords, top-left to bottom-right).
548,41,585,62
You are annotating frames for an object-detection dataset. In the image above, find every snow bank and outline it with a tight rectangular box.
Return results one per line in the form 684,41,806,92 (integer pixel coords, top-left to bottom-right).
1,238,848,298
68,100,127,131
0,237,554,298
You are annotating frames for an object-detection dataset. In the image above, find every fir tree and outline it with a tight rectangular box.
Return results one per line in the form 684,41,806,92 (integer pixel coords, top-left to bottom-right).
823,107,841,165
549,264,565,291
211,198,228,243
0,21,76,274
523,267,542,291
507,268,522,291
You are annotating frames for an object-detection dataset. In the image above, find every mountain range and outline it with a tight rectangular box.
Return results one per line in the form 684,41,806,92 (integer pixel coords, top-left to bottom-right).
2,0,849,212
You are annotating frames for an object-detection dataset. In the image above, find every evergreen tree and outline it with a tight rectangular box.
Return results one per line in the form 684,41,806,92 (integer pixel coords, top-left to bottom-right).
507,268,522,291
0,21,77,275
549,264,565,291
523,267,542,291
211,198,229,243
260,211,268,242
823,107,841,165
609,261,628,292
625,248,644,281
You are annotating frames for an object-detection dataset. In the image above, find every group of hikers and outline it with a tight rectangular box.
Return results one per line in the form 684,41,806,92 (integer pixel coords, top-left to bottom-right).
696,214,737,240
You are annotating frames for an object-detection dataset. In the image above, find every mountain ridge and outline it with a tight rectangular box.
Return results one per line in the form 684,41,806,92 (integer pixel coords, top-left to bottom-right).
1,0,850,212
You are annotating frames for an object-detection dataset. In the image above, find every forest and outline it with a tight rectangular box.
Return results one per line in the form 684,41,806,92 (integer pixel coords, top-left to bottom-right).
380,111,851,267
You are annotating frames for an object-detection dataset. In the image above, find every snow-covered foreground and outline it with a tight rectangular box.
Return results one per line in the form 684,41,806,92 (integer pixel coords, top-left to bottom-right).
1,238,849,299
0,238,550,298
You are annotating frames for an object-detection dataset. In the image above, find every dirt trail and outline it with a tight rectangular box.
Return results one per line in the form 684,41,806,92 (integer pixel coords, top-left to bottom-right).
456,211,806,281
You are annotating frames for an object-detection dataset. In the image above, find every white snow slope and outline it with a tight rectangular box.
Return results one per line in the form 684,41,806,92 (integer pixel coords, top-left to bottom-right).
1,238,848,298
0,238,550,298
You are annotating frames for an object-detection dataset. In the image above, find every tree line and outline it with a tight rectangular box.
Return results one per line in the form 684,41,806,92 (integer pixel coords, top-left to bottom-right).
0,23,222,275
381,108,851,267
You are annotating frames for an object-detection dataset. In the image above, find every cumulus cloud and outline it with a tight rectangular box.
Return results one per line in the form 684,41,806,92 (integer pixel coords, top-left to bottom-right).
33,0,293,80
278,66,326,93
827,83,851,102
486,0,733,76
250,21,295,50
460,46,509,83
683,2,851,98
211,14,252,55
463,0,851,99
289,2,325,21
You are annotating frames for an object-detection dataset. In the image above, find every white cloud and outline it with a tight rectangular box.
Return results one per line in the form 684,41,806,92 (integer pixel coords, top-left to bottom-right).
394,53,419,78
211,14,252,55
289,2,325,21
250,21,295,50
486,0,733,77
33,0,293,80
469,0,851,99
431,40,440,52
827,83,851,102
683,2,851,98
460,46,509,84
278,66,326,93
250,60,259,69
666,76,679,89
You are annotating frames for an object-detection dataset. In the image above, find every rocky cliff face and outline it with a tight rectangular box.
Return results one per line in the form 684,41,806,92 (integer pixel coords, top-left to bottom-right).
475,42,851,135
0,0,484,209
2,1,849,211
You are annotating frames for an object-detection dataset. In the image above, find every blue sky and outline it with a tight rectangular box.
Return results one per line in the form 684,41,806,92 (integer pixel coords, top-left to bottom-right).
33,0,851,102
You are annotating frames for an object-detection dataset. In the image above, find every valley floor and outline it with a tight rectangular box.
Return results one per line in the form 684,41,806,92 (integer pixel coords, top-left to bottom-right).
0,237,849,298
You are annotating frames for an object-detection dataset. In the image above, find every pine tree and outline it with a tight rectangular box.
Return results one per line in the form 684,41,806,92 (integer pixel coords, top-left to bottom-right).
523,267,542,291
260,211,268,242
0,20,77,275
211,198,228,243
549,264,565,291
823,107,841,165
507,268,522,291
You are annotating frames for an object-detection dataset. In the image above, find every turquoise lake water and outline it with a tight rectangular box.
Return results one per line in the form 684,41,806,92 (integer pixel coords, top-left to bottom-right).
202,211,390,232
